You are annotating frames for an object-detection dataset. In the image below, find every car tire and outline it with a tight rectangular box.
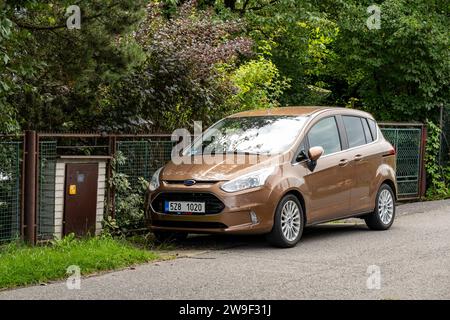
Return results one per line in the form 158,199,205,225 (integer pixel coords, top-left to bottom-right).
153,231,188,243
266,194,304,248
365,184,396,230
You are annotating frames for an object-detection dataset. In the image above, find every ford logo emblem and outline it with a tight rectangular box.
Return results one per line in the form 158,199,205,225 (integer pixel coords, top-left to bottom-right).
184,179,196,186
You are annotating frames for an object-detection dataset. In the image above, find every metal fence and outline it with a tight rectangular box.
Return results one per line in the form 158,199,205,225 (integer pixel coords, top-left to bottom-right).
380,124,425,200
37,141,57,239
116,138,175,191
114,128,426,200
0,141,22,243
0,125,427,244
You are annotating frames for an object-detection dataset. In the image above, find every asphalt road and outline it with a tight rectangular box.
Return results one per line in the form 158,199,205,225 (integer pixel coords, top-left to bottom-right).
1,200,450,300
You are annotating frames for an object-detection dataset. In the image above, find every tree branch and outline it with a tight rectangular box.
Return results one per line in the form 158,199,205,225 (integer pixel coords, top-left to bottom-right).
10,3,119,31
247,0,281,11
242,0,251,11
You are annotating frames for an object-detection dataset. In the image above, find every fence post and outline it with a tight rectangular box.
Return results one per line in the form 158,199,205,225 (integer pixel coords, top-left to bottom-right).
419,124,427,198
107,135,117,219
23,130,37,245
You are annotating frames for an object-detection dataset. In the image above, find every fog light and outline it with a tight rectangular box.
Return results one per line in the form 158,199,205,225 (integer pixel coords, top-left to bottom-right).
250,211,259,224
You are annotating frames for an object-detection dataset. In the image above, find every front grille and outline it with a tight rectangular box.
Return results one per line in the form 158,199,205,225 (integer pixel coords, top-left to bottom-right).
152,192,225,214
152,220,228,229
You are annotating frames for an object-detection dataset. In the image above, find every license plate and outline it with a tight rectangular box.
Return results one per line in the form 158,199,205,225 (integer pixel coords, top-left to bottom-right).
164,201,205,214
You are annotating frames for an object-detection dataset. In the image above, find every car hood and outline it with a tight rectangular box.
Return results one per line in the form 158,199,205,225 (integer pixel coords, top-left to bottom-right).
161,154,285,181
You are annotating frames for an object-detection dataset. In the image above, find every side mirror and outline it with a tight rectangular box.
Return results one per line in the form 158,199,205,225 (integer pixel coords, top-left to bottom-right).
306,146,324,171
308,146,324,162
295,150,308,162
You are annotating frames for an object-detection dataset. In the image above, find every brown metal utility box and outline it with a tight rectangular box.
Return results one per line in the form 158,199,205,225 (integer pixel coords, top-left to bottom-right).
53,156,108,239
63,163,99,236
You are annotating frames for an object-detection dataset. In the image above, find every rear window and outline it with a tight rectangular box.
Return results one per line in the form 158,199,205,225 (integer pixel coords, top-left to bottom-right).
367,119,378,140
343,116,366,148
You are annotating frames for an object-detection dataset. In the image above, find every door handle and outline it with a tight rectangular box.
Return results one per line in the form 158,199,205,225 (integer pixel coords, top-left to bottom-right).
338,159,349,167
354,154,364,161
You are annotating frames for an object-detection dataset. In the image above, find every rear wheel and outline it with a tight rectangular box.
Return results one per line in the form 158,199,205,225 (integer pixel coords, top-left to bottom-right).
266,194,304,248
365,184,396,230
153,231,188,243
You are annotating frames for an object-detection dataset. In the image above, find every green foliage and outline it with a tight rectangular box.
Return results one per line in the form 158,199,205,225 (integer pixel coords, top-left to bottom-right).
1,0,448,132
101,216,122,237
2,0,450,199
425,120,450,199
1,0,147,131
100,1,254,132
0,9,20,133
0,235,158,289
110,152,149,232
233,1,338,106
330,0,450,121
227,56,291,111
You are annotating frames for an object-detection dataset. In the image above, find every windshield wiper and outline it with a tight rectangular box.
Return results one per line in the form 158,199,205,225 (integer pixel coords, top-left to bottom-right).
209,151,261,156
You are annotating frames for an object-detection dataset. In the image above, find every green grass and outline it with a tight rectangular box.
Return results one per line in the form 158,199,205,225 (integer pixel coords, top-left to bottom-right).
0,235,160,289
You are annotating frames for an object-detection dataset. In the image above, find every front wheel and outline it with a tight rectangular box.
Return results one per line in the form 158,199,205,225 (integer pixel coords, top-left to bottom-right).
266,194,304,248
365,184,396,230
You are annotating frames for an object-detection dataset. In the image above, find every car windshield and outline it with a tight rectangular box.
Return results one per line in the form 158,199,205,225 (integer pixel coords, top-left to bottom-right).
186,115,308,155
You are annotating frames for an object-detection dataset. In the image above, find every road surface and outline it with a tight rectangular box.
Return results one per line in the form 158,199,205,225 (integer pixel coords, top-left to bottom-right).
1,200,450,299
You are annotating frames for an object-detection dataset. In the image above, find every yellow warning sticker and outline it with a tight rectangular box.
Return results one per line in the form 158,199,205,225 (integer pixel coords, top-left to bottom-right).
69,184,77,195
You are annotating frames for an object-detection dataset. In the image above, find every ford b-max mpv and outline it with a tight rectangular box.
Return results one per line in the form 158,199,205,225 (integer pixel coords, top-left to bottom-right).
145,107,397,247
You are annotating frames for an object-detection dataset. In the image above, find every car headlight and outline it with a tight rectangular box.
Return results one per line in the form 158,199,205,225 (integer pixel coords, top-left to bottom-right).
221,167,274,193
149,167,163,191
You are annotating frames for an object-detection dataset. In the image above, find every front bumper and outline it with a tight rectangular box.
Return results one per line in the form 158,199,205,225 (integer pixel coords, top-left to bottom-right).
146,182,275,235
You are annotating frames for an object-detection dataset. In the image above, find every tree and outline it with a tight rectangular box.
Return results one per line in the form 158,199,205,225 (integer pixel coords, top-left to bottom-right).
216,0,338,106
0,5,21,133
97,1,254,132
1,0,146,131
227,55,290,111
329,0,450,121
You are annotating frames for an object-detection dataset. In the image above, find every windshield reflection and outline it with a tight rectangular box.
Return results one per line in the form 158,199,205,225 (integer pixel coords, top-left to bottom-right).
186,116,308,156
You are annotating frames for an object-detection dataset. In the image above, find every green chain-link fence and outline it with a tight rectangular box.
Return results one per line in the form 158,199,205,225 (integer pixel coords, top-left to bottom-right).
0,128,427,244
0,141,21,243
116,139,175,190
381,127,423,199
114,138,175,230
37,141,57,240
115,131,425,200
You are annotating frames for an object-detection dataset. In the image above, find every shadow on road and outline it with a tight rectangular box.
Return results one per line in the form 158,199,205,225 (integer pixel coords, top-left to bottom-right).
171,222,370,251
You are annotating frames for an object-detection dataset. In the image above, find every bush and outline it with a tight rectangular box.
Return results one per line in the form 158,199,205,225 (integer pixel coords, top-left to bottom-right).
425,120,450,200
227,56,291,112
108,152,149,233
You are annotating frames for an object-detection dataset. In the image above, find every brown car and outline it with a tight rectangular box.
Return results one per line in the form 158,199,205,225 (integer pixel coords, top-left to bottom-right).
145,107,397,247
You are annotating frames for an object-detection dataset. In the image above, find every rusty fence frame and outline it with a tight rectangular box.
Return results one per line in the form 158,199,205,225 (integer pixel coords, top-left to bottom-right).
379,122,427,200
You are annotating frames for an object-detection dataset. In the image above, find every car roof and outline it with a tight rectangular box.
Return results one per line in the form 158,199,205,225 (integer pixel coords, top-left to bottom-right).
228,106,326,118
227,106,374,119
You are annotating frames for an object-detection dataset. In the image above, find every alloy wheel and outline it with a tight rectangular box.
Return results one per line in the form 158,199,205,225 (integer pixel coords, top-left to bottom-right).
281,200,301,241
378,189,394,224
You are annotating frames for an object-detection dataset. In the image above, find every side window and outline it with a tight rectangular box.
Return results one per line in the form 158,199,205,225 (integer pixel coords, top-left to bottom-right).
307,117,341,155
362,118,374,143
298,140,306,151
367,119,378,140
343,116,366,148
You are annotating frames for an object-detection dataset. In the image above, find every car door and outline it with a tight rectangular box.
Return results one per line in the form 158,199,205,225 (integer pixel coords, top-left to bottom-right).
303,116,352,222
341,116,376,214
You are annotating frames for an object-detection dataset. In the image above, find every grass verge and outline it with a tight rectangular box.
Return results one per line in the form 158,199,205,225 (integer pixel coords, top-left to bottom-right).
0,235,159,290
